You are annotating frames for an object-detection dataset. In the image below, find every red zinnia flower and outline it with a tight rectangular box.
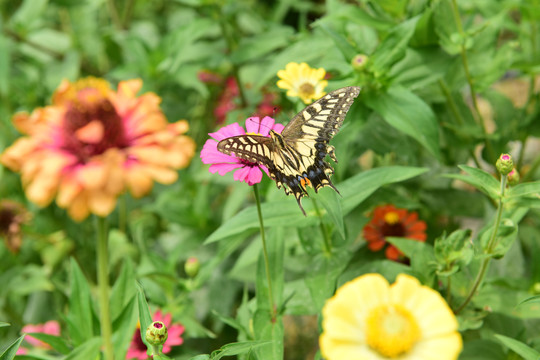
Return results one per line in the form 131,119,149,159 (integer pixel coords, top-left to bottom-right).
362,205,427,261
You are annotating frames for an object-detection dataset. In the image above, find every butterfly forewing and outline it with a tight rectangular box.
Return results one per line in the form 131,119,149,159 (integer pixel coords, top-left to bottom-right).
217,135,275,169
216,86,361,215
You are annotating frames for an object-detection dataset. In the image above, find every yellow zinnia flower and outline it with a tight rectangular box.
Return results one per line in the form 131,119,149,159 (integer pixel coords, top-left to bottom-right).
1,77,196,221
276,62,328,104
320,273,462,360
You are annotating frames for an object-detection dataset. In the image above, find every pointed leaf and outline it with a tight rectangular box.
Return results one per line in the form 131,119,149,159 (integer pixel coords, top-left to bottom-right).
364,86,440,158
64,337,102,360
25,333,71,354
136,283,153,350
494,334,540,360
0,335,25,360
67,258,94,345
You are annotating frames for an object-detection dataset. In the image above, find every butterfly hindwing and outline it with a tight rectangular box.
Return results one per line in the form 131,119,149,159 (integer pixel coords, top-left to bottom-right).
216,86,361,215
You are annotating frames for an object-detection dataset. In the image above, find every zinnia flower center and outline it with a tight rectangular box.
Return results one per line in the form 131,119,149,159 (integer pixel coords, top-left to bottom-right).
365,304,420,358
59,79,128,163
381,211,405,237
0,207,15,234
298,83,315,99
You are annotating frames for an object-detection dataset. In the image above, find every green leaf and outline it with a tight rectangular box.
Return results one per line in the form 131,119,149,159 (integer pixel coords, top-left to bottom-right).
444,165,501,200
305,250,351,311
312,187,345,239
340,166,428,214
517,295,540,307
364,86,440,158
389,48,452,90
110,258,137,322
189,356,210,360
0,322,9,328
506,181,540,198
370,16,421,75
112,295,138,360
24,333,71,354
0,335,25,360
0,34,10,96
316,22,357,61
66,258,95,345
9,0,49,30
387,238,437,284
494,334,540,360
211,341,271,360
136,283,153,350
205,167,427,243
230,26,294,64
255,227,284,310
64,337,102,360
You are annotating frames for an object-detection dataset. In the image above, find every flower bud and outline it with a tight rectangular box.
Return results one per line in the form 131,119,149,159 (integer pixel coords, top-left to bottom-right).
351,54,369,71
507,168,520,185
184,257,200,278
496,154,513,175
145,321,168,346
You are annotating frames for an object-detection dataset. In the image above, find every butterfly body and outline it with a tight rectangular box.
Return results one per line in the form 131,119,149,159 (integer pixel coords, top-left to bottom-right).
218,86,361,215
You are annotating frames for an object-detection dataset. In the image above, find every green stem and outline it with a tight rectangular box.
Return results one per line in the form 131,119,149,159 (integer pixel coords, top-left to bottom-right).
311,197,332,256
253,184,277,321
438,79,481,168
107,0,123,29
455,175,507,314
449,0,495,161
96,216,114,360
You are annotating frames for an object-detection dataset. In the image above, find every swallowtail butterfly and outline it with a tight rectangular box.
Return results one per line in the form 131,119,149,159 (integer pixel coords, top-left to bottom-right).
217,86,361,215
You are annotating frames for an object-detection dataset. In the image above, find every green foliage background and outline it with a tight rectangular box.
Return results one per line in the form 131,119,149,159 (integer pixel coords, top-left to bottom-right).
1,0,540,359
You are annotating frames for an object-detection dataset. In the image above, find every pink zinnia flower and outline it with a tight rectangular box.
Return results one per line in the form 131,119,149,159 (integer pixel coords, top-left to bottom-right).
200,116,284,186
126,310,184,360
16,320,61,354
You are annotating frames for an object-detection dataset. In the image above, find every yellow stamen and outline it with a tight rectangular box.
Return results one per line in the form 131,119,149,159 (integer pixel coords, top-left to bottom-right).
384,211,400,225
365,304,420,358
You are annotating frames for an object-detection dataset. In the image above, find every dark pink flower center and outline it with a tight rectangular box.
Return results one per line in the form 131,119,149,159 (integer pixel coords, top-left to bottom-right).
131,330,147,352
154,322,163,329
60,94,129,163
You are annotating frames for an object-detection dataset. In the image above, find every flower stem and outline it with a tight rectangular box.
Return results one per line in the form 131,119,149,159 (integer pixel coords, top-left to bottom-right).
450,0,495,161
96,216,114,360
253,184,277,321
310,197,332,256
455,175,507,314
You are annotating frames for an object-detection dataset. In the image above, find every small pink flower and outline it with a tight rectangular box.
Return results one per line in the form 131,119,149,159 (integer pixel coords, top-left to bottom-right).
126,310,185,360
17,320,60,354
200,116,284,186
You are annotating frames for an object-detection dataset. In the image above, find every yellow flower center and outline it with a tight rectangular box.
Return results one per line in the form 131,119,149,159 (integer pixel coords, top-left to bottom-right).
298,82,315,100
365,304,420,358
384,211,400,225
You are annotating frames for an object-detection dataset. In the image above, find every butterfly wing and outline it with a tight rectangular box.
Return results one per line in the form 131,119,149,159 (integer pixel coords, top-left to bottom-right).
217,135,275,168
272,86,361,212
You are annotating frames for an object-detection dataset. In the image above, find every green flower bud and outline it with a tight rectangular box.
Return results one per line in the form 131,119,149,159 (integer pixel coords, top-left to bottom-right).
145,321,168,346
507,168,520,185
351,54,369,71
496,154,513,175
185,257,200,278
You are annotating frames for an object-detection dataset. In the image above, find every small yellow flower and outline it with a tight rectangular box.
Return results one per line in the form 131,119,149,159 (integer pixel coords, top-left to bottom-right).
320,273,462,360
1,77,196,221
276,62,328,104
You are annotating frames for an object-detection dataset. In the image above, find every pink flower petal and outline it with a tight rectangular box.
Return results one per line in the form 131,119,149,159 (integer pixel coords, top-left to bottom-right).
259,116,277,136
209,122,245,141
245,116,262,134
272,122,285,134
209,163,244,175
200,140,239,165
